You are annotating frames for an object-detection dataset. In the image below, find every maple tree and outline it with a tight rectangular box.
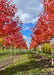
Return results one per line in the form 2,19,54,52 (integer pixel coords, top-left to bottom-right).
0,0,17,37
29,0,54,49
0,0,28,50
3,32,28,49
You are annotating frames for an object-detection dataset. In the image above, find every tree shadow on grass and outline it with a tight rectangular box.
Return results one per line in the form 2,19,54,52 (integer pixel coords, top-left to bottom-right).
0,60,40,75
30,52,51,68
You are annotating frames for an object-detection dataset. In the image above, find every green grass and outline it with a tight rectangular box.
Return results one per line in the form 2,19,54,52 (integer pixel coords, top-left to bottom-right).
0,54,10,61
0,49,26,61
0,49,10,61
34,50,51,58
0,51,51,75
0,50,10,55
42,53,51,58
0,49,27,55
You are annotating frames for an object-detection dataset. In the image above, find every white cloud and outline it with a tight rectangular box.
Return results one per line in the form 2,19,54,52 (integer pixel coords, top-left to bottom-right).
23,35,30,40
15,10,31,23
23,26,30,30
23,36,30,48
13,0,43,23
23,35,30,48
26,42,29,45
21,13,31,23
31,17,39,23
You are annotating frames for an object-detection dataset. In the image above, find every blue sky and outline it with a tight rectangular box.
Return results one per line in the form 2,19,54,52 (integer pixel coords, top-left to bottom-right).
52,38,54,40
12,0,43,48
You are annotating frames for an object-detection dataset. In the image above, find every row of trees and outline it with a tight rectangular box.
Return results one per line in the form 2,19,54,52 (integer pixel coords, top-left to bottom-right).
35,43,51,54
0,0,28,49
29,0,54,49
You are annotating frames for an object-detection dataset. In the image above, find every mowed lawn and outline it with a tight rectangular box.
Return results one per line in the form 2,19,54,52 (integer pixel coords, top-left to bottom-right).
0,51,51,75
0,49,26,61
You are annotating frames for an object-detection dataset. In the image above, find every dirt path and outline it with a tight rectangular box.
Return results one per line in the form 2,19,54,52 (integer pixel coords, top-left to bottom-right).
0,55,22,70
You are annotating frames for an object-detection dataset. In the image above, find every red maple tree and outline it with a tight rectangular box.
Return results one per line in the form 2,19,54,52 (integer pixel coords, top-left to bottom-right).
0,0,28,49
29,0,54,49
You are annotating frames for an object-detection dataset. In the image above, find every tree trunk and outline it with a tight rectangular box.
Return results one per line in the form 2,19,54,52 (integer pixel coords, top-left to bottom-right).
14,46,16,55
10,46,12,60
41,44,44,59
51,40,54,74
51,40,54,66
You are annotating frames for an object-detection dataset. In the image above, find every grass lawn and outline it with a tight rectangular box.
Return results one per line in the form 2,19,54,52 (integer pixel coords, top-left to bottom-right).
0,49,10,61
0,51,51,75
0,49,26,61
0,54,10,61
0,49,10,55
33,50,51,59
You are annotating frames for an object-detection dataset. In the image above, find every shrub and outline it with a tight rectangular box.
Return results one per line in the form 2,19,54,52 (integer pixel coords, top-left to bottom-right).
42,43,51,54
36,46,39,52
47,43,51,54
42,43,47,53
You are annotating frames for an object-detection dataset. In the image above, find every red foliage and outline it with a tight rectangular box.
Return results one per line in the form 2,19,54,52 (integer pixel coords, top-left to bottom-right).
29,0,54,49
0,0,28,49
3,33,28,49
